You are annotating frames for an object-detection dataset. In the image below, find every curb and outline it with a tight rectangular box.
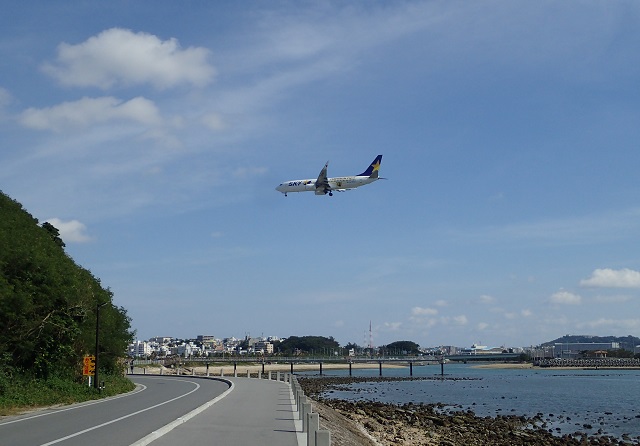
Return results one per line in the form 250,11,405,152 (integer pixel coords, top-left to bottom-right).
129,377,234,446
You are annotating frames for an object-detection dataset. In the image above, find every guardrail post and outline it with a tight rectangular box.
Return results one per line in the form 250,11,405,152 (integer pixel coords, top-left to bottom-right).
316,430,331,446
302,402,312,432
307,412,319,446
298,396,307,420
220,368,224,377
247,369,250,378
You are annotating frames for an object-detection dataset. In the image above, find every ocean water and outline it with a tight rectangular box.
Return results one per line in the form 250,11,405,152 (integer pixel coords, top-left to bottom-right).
300,363,640,440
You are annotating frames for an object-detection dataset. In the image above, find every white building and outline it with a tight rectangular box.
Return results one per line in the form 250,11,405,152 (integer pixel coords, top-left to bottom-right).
129,340,152,357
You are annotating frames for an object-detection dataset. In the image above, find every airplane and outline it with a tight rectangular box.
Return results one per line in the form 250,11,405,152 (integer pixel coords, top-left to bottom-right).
276,155,384,196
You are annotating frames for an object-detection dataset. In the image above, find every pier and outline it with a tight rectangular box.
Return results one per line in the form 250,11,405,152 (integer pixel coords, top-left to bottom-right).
134,353,523,377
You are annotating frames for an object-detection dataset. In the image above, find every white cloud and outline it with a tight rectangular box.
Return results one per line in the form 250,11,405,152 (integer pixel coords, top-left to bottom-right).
434,299,448,307
19,96,161,132
411,306,438,316
0,87,11,108
479,294,496,304
384,322,402,331
591,294,631,304
452,315,468,325
580,268,640,289
550,290,582,305
477,322,489,330
42,28,215,89
521,309,533,317
45,218,92,243
201,113,228,131
576,318,640,331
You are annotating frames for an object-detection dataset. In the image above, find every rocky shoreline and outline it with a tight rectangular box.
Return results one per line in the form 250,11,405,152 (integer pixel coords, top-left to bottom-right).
298,377,640,446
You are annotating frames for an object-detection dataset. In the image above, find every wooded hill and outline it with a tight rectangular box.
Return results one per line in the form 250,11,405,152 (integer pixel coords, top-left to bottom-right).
0,191,133,380
543,335,640,352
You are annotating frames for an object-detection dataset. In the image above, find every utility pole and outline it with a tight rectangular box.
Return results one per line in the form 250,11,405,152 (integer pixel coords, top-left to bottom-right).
94,302,108,390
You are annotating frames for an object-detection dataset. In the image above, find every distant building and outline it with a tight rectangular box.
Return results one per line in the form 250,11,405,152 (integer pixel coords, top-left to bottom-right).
149,336,173,344
460,344,505,355
554,342,620,358
254,341,274,355
129,340,152,357
197,335,216,343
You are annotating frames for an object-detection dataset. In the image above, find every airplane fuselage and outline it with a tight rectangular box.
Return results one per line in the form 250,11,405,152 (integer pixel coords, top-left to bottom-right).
276,155,383,196
276,175,377,195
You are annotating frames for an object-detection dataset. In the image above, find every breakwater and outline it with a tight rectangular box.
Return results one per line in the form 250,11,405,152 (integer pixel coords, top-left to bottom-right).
535,358,640,368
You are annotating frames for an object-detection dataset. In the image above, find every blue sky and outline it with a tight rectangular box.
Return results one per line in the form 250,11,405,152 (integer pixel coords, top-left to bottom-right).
2,1,640,348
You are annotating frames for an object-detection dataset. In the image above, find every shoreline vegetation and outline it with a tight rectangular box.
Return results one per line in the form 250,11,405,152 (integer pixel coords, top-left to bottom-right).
0,374,135,417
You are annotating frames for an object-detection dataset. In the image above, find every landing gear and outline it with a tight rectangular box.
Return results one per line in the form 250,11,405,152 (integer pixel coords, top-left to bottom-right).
329,192,333,196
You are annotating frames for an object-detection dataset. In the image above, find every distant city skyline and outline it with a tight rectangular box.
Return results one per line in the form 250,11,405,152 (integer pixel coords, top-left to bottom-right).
2,2,640,347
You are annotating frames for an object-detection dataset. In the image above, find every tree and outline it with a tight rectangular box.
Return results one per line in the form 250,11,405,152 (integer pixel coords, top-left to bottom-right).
278,336,339,355
0,191,134,379
41,222,65,248
380,341,420,355
343,342,361,352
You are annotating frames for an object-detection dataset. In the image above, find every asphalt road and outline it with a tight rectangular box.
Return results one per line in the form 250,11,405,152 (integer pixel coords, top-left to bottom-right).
0,375,230,446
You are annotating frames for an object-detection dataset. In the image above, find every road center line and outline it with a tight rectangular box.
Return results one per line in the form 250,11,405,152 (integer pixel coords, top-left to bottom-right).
39,378,201,446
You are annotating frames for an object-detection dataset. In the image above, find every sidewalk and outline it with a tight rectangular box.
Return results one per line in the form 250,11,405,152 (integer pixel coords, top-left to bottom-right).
147,377,303,446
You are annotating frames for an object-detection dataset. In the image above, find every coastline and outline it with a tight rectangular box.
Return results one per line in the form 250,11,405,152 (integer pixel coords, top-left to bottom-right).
299,376,640,446
470,362,534,369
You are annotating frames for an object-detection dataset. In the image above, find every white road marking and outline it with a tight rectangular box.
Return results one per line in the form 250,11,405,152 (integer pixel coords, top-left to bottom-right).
39,378,201,446
0,385,146,426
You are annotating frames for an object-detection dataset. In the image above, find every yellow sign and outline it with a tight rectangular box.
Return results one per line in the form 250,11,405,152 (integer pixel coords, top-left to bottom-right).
83,356,95,376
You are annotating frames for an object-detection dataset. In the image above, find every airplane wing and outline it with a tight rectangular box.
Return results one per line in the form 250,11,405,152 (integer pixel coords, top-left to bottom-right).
315,161,331,195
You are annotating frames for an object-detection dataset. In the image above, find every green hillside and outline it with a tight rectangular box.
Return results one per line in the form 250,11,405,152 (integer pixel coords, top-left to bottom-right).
0,191,134,411
543,335,640,351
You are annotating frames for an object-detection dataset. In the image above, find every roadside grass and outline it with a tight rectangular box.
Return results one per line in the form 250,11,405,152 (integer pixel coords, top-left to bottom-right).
0,373,135,416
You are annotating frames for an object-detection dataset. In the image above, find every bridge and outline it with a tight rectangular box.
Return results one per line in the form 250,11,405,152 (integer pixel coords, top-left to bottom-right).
136,353,520,366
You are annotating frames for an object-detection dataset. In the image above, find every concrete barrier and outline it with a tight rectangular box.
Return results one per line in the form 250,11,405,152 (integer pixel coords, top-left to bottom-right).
289,376,331,445
316,430,330,446
302,402,311,432
298,396,307,420
307,412,319,446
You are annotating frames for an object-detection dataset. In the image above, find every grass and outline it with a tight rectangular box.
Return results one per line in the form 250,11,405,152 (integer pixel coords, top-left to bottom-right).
0,373,136,416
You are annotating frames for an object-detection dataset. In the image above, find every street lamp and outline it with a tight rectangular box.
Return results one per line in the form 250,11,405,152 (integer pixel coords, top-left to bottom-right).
94,302,108,390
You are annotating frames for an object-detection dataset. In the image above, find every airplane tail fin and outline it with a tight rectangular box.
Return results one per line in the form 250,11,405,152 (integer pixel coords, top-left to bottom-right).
358,155,383,178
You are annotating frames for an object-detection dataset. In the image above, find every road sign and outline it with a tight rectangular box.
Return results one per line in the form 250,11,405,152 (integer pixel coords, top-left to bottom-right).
83,356,95,376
